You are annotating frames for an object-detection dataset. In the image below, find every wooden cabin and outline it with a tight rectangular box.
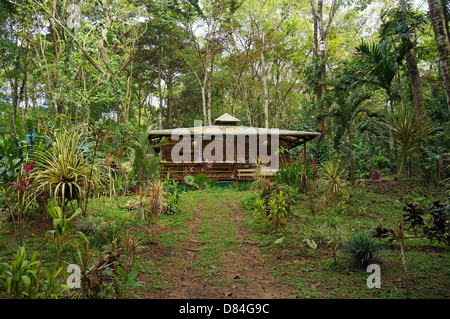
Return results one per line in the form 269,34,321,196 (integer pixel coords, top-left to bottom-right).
148,114,320,181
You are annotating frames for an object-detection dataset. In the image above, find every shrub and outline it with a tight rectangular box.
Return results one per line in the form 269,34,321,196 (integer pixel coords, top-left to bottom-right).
345,231,380,267
254,190,290,231
274,159,310,188
32,128,104,211
0,246,69,299
75,215,116,237
162,174,180,215
319,158,347,204
404,200,449,246
132,180,167,222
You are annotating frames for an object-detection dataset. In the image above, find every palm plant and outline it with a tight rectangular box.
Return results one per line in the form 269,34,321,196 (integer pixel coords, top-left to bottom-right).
320,87,374,182
382,104,433,271
354,39,413,111
131,125,163,194
354,39,414,165
32,128,104,212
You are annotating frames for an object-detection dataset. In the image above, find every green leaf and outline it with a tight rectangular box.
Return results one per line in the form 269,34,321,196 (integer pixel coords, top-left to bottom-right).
184,175,195,185
21,275,31,290
116,266,127,279
15,116,26,142
128,267,139,282
306,239,318,249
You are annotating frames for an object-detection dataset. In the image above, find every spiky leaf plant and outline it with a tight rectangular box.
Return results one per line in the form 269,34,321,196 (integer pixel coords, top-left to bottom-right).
32,128,104,211
319,157,347,204
382,104,434,271
346,231,380,267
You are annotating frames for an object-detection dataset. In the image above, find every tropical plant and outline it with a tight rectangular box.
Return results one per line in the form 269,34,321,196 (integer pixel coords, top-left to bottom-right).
383,104,434,271
133,180,167,223
120,231,142,267
46,205,82,258
0,134,21,184
251,158,266,191
1,160,36,245
328,223,346,264
345,231,380,267
32,128,104,212
427,201,450,246
162,173,180,215
0,246,40,299
39,267,70,299
47,206,81,237
131,125,162,194
299,171,319,215
274,157,310,188
109,266,143,299
184,173,217,190
89,237,124,298
404,201,450,246
254,190,290,232
84,118,112,214
319,157,347,204
319,86,375,181
354,39,413,111
68,241,95,299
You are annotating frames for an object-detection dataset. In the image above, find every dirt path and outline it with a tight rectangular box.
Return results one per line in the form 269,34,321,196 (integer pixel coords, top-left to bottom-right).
143,194,294,299
218,204,294,298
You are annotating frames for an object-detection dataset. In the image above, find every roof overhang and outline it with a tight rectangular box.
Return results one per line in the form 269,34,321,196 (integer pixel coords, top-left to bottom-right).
148,125,320,149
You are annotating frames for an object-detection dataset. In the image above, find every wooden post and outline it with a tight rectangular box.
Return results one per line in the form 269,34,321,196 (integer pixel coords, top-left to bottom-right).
304,141,307,170
234,135,238,181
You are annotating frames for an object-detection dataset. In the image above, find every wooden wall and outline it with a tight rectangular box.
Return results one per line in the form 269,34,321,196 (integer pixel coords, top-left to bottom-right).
159,135,291,181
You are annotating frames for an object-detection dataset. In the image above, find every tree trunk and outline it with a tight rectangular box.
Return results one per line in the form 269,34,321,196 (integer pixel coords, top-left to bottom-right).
428,0,450,111
167,74,174,127
260,48,270,129
349,127,354,182
158,55,164,130
311,0,341,128
399,0,425,115
406,50,425,115
201,85,207,125
207,55,215,126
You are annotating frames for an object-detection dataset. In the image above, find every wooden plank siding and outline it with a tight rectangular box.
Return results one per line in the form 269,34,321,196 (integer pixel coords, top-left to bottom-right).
159,136,291,181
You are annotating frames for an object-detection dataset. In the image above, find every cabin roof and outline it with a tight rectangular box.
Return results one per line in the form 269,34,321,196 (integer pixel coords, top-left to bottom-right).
213,113,240,125
148,114,320,148
147,125,319,137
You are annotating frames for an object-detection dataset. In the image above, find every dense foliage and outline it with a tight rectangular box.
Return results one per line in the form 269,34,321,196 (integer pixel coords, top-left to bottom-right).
0,0,449,300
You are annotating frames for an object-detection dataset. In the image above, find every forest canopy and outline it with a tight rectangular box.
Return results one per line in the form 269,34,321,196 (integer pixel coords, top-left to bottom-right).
0,0,449,183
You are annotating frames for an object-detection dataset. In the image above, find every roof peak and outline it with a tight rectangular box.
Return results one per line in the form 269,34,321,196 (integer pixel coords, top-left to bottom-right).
213,113,240,125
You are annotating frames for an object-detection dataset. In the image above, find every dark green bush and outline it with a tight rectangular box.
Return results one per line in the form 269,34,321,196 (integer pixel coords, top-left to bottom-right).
345,231,380,267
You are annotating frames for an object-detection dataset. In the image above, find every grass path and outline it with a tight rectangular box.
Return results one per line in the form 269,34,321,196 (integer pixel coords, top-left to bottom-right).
140,190,294,299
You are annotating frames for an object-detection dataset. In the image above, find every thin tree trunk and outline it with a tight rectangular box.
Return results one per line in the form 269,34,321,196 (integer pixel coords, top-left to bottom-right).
260,48,270,129
311,0,341,128
207,55,215,126
405,50,425,115
399,0,425,115
428,0,450,112
158,55,164,130
349,127,354,182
